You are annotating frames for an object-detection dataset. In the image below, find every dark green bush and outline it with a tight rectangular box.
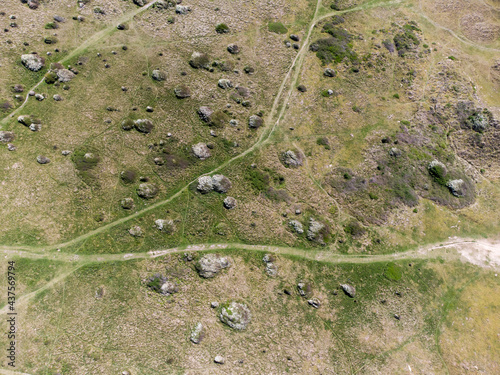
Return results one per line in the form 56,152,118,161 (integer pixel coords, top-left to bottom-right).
215,23,229,34
393,28,420,56
44,22,58,29
428,164,447,186
313,25,358,65
44,71,58,84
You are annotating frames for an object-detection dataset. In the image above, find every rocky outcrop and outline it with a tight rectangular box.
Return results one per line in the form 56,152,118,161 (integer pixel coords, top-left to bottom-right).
136,183,159,199
219,301,251,330
196,254,231,278
21,54,44,71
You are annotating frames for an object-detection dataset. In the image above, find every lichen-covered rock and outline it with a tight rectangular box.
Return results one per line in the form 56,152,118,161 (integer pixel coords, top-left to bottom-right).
447,179,465,197
160,280,178,295
134,119,154,133
154,219,175,234
219,301,251,330
308,298,321,308
307,218,324,241
121,197,135,209
133,0,148,6
137,183,159,199
197,176,214,194
152,69,166,81
192,143,211,160
0,131,15,143
212,174,231,193
282,150,303,168
189,51,210,69
174,85,191,98
198,106,213,122
214,355,225,364
21,54,44,71
196,254,231,278
218,79,232,89
341,283,356,298
227,44,240,54
223,196,237,209
288,220,304,234
56,69,75,82
262,254,278,277
190,323,204,344
248,115,263,129
53,94,63,101
36,155,50,164
175,5,190,14
129,225,143,237
297,282,312,297
324,68,336,77
389,147,402,157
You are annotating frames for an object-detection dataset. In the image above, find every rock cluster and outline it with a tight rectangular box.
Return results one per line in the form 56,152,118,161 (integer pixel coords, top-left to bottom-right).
154,219,175,234
196,175,232,194
262,254,277,277
196,254,231,278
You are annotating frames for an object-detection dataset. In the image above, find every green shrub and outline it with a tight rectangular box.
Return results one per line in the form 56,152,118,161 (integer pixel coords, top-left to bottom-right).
44,22,58,29
245,167,270,193
393,28,419,56
428,163,447,186
215,23,230,34
312,24,358,65
393,93,400,99
368,192,378,200
44,71,58,84
344,221,365,237
448,56,457,61
268,22,288,34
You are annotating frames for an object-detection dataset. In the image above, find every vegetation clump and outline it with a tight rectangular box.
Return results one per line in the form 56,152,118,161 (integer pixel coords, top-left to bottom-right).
312,22,358,65
428,160,447,186
384,262,402,281
215,23,229,34
268,22,288,34
393,26,420,56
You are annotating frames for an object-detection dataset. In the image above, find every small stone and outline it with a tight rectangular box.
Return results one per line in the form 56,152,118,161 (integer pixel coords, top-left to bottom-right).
28,90,35,96
290,34,300,41
389,147,402,157
211,301,219,308
7,144,16,151
152,69,166,81
340,284,356,298
61,150,71,155
146,106,154,112
285,41,291,48
35,94,44,101
210,130,217,137
53,94,62,101
54,15,65,23
227,44,240,54
218,79,232,89
324,68,336,77
292,43,300,50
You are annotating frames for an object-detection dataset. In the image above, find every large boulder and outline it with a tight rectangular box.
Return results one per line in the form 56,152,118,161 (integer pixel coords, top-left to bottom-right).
212,174,231,193
218,79,232,89
282,150,303,168
192,143,211,160
219,301,251,330
341,283,356,298
198,106,213,122
190,322,204,344
175,5,190,14
154,219,175,234
152,69,166,81
174,85,191,98
189,52,210,69
134,119,154,133
196,254,231,278
223,196,237,209
56,69,75,82
21,54,44,72
137,183,159,199
307,217,325,241
447,179,465,197
197,176,213,194
248,115,263,129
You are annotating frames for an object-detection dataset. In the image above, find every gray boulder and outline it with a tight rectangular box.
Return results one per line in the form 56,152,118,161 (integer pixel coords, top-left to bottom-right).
121,197,135,209
447,179,465,197
159,280,178,295
36,155,50,164
288,220,304,234
341,284,356,298
152,69,166,81
56,69,75,82
137,183,159,199
0,131,15,143
197,176,213,193
196,254,231,278
175,5,190,14
212,174,231,193
248,115,263,129
227,44,240,54
214,355,225,364
129,225,143,237
219,301,251,330
282,150,303,168
192,143,211,160
133,0,148,6
21,54,44,72
190,323,204,344
218,79,232,89
198,106,213,122
134,119,154,133
324,68,336,77
262,254,277,277
223,196,237,209
308,298,321,308
307,218,324,241
154,219,175,234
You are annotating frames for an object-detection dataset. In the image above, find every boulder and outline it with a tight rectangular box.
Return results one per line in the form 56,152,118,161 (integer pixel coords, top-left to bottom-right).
129,225,143,237
290,34,300,41
218,79,232,89
198,106,213,122
190,323,204,344
219,301,251,330
341,283,356,298
174,85,191,98
447,179,465,197
192,143,211,160
197,176,214,193
307,217,324,241
308,298,321,308
189,51,210,69
235,86,250,97
154,219,175,234
159,280,178,295
152,69,166,81
134,119,154,133
324,68,336,77
196,254,231,278
282,150,303,168
53,94,62,101
248,115,263,129
56,69,75,82
227,44,240,54
214,355,225,364
21,54,44,71
36,155,50,164
7,144,16,151
223,196,237,209
262,254,277,277
121,197,135,209
389,147,402,157
133,0,148,6
288,220,304,234
175,5,190,14
137,183,159,199
0,131,15,143
297,282,312,298
212,174,231,193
